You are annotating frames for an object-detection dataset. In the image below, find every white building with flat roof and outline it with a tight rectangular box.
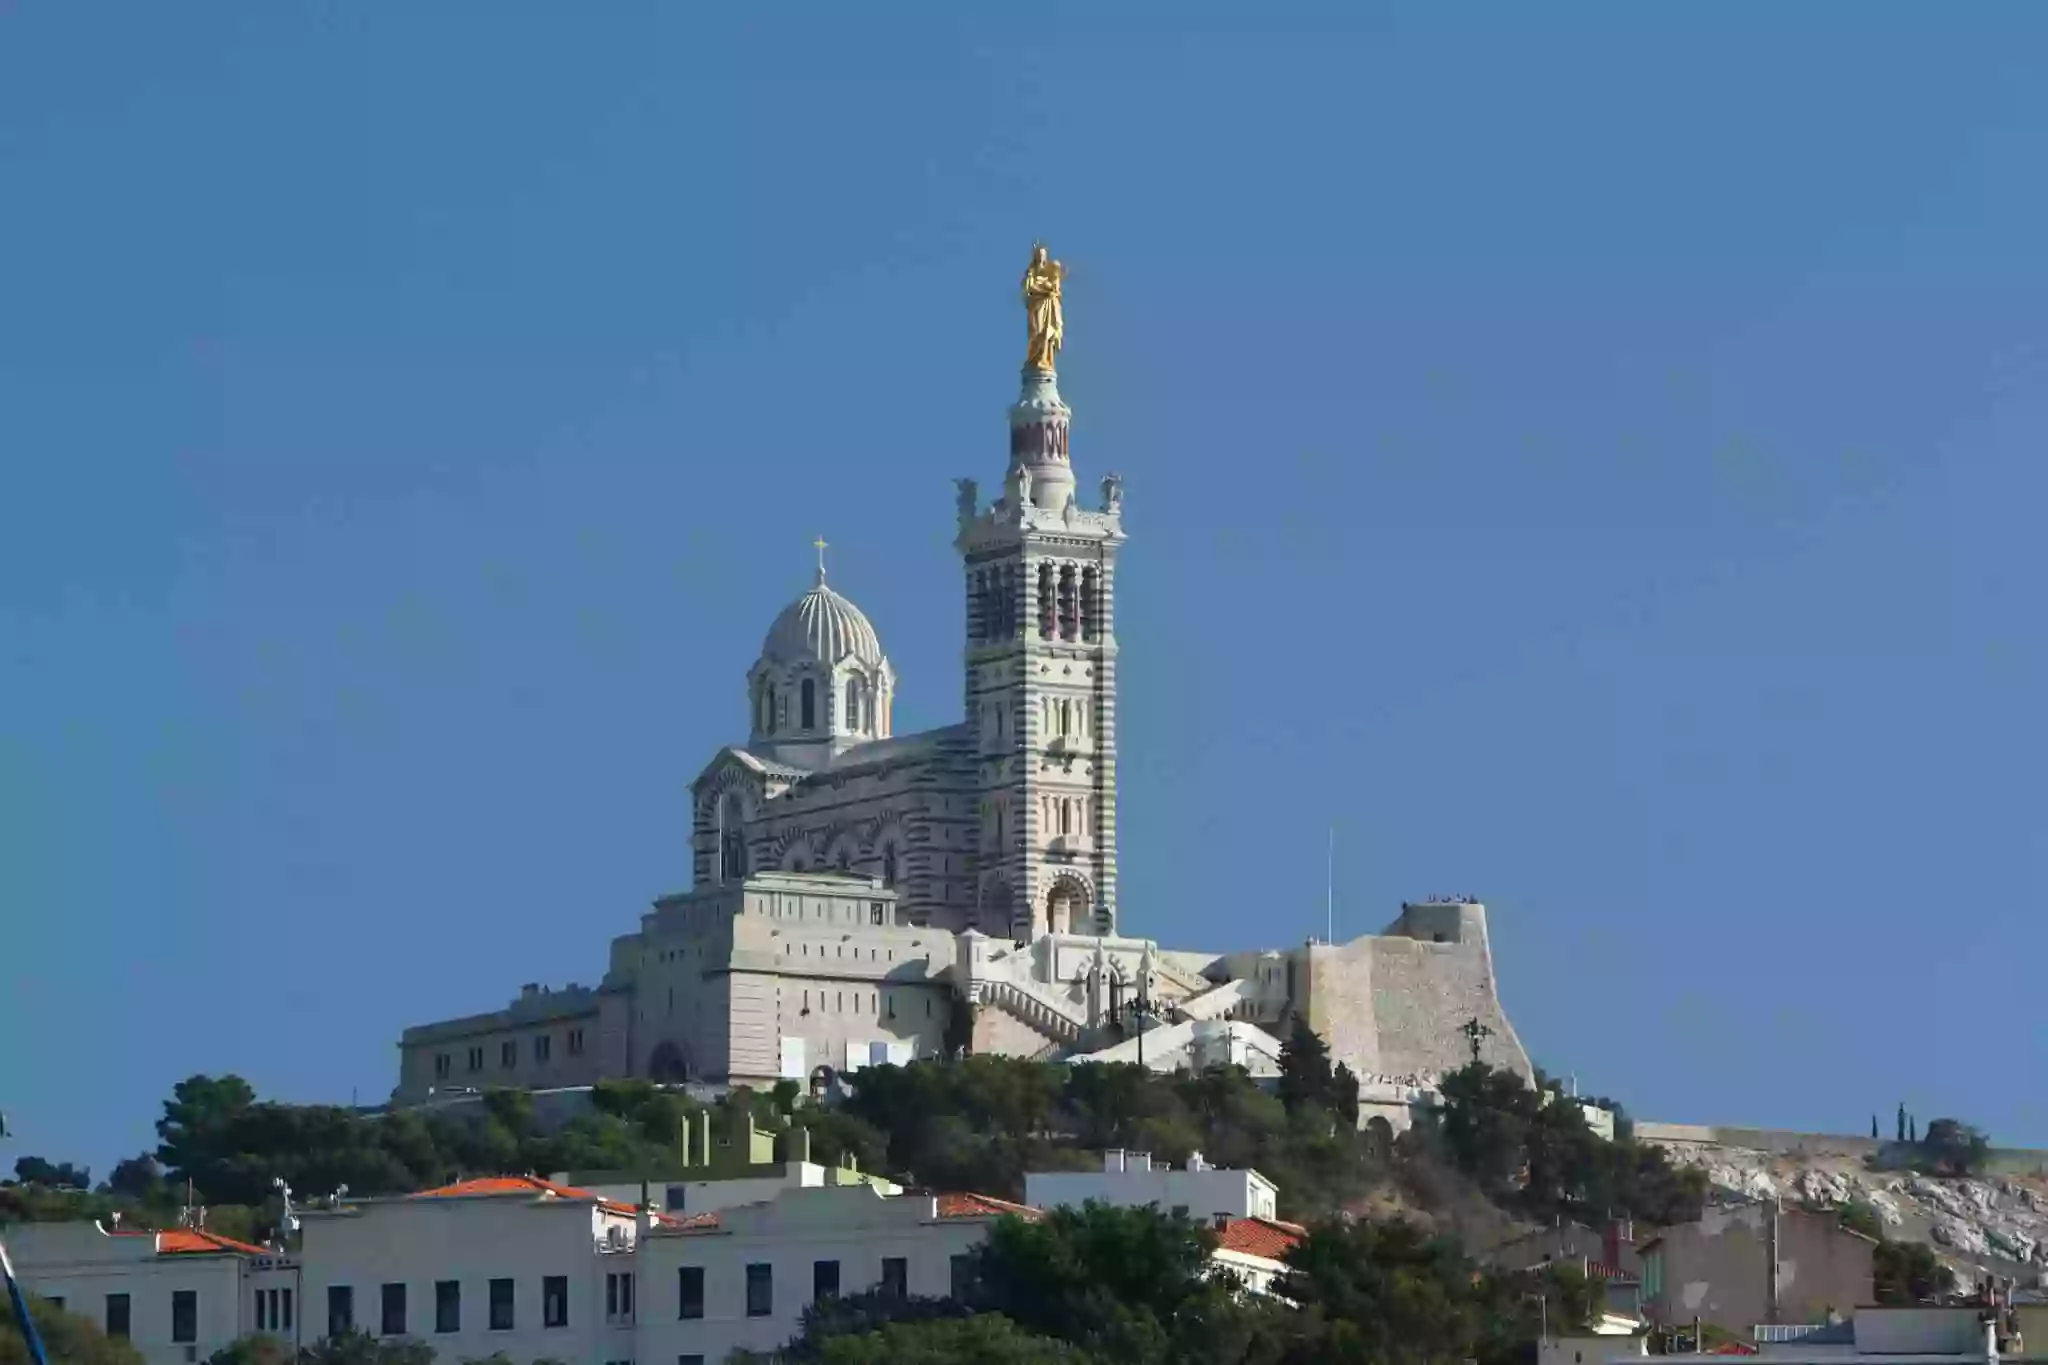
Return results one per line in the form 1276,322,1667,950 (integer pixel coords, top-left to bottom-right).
1,1222,297,1365
1026,1149,1279,1223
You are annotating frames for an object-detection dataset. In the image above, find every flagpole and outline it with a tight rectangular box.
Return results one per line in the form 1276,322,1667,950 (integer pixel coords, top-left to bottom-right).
1,1235,52,1365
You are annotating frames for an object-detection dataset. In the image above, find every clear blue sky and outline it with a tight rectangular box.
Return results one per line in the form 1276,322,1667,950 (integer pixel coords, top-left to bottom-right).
3,4,2044,1179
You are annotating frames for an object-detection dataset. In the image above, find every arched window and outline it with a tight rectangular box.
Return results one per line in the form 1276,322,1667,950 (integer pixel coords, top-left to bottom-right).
800,678,816,730
762,684,777,733
881,846,898,889
866,689,876,732
845,678,862,731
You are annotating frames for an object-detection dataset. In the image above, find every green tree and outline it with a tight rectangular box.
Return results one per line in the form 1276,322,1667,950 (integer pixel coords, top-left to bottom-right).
204,1334,294,1365
12,1158,92,1189
1873,1239,1955,1305
813,1314,1093,1363
1276,1016,1335,1114
1919,1118,1990,1178
105,1155,166,1201
296,1329,435,1365
2,1294,145,1365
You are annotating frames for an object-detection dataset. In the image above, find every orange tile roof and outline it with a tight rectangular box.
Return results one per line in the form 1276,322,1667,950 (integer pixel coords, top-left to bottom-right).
408,1175,638,1216
1213,1216,1305,1263
935,1192,1043,1221
111,1229,271,1257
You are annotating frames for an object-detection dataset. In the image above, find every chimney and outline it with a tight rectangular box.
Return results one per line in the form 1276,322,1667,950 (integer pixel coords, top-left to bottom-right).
1105,1149,1126,1174
1189,1151,1206,1172
1213,1212,1231,1231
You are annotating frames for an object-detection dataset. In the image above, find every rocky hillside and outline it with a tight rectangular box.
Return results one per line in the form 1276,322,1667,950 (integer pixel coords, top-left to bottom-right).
1643,1128,2048,1286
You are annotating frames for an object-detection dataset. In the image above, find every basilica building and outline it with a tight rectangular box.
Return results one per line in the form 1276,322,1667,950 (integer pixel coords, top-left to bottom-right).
395,248,1531,1114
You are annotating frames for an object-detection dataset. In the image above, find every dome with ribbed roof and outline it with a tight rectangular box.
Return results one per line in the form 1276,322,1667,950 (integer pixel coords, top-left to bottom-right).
759,573,887,670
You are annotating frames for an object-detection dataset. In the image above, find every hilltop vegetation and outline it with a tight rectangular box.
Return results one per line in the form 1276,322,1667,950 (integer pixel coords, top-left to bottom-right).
3,1024,1705,1246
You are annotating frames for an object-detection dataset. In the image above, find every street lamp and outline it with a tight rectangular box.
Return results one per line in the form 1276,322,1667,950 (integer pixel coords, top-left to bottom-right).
1124,995,1157,1069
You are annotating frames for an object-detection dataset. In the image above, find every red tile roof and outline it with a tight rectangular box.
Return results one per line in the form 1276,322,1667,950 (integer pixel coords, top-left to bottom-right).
935,1192,1043,1221
408,1175,638,1216
110,1229,271,1257
1212,1216,1306,1263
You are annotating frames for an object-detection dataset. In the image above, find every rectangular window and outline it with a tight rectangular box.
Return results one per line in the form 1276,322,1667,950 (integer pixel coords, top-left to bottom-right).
745,1263,772,1318
379,1283,406,1336
105,1293,131,1340
488,1278,514,1332
542,1275,568,1329
664,1184,688,1212
679,1357,704,1365
172,1290,198,1344
676,1266,704,1321
812,1260,839,1301
870,902,885,925
435,1281,460,1335
534,1035,552,1063
567,1028,585,1056
256,1291,269,1333
433,1053,451,1079
282,1288,293,1332
466,1046,483,1072
500,1040,516,1068
46,1297,63,1314
950,1254,975,1301
880,1258,907,1299
327,1286,354,1338
605,1272,634,1324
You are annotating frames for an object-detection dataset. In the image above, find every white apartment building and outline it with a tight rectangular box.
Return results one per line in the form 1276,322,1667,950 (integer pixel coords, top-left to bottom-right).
6,1176,1034,1365
1026,1149,1280,1223
1,1222,298,1365
638,1185,1032,1364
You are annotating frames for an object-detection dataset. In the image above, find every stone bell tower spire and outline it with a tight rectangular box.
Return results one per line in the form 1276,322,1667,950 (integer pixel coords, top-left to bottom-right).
954,243,1127,942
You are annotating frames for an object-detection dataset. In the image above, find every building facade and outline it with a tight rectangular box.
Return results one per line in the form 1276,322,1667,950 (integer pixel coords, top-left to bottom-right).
394,249,1534,1106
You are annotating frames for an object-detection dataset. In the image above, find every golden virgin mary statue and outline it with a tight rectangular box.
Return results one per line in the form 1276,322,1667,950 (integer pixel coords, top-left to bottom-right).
1021,242,1065,371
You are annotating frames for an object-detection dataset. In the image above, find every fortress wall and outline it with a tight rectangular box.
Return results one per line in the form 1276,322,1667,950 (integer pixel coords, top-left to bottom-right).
1305,904,1532,1085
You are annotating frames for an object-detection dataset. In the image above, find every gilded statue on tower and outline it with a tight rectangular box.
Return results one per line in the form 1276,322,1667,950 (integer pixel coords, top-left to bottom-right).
1022,242,1065,371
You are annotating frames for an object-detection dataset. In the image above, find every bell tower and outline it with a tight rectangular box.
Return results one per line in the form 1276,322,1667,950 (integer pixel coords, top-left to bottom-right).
955,243,1126,940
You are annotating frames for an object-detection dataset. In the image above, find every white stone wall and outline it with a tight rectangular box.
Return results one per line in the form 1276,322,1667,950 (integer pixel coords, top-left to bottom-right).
3,1227,262,1365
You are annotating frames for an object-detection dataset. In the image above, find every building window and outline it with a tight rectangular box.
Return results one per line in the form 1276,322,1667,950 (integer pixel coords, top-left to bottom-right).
172,1290,198,1345
488,1278,514,1332
44,1298,62,1314
281,1288,293,1332
844,678,861,730
568,1028,585,1056
800,678,816,729
328,1286,354,1338
466,1046,483,1072
950,1254,975,1301
435,1281,460,1334
433,1053,451,1080
745,1263,773,1318
104,1293,130,1340
380,1283,406,1337
542,1276,568,1328
534,1034,552,1063
605,1272,634,1324
813,1260,839,1302
500,1040,516,1068
880,1258,907,1298
680,1357,704,1365
676,1267,704,1321
870,902,884,925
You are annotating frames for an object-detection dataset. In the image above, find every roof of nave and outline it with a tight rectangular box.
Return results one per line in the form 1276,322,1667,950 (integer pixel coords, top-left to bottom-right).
702,725,969,790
